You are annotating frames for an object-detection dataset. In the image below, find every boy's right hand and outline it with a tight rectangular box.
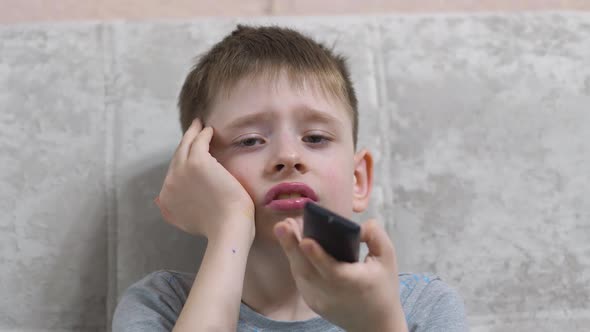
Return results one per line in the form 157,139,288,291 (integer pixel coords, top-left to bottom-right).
155,118,255,243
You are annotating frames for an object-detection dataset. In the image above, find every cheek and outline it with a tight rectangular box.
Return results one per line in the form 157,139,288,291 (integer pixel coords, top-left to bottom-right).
323,169,344,186
319,154,354,188
319,162,354,213
217,156,257,196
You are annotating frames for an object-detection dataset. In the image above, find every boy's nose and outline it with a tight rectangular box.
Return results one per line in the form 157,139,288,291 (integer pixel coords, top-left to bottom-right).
273,153,305,173
268,144,307,175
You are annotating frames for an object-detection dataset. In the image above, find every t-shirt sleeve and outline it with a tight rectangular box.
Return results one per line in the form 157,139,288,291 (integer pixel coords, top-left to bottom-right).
408,279,469,332
423,285,469,331
111,271,185,332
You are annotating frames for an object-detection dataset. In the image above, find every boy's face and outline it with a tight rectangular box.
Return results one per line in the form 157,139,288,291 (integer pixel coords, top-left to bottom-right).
206,72,372,244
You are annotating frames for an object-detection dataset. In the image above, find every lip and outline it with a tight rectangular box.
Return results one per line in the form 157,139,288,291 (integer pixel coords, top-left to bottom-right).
264,182,318,211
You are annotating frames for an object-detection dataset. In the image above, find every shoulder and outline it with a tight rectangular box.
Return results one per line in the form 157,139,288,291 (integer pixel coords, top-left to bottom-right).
399,272,468,331
112,270,196,332
119,269,196,305
399,272,457,305
131,269,196,293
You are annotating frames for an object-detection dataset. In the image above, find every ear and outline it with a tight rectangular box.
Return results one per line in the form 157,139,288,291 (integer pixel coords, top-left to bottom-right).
352,148,373,213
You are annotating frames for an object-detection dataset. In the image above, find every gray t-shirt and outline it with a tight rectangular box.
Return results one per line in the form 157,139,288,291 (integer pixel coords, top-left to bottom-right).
112,270,468,331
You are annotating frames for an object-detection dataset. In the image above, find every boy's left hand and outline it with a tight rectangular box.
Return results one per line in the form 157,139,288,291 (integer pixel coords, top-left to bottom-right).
274,218,408,332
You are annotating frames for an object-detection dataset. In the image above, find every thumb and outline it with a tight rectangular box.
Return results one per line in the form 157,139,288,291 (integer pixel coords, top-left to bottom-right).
360,220,394,260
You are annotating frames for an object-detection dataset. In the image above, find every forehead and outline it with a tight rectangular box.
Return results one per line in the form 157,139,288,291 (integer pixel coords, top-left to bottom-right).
206,71,352,126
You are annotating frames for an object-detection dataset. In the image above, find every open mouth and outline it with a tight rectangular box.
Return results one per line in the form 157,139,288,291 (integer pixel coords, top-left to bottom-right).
264,182,318,211
276,193,306,200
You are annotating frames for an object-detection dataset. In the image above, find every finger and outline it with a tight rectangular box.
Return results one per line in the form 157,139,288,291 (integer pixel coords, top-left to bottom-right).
299,237,340,280
360,220,394,260
174,118,203,167
153,195,173,223
274,219,317,280
289,217,303,242
187,125,214,162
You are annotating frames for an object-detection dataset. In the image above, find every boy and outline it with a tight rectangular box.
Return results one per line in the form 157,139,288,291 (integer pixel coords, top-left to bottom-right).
112,25,467,331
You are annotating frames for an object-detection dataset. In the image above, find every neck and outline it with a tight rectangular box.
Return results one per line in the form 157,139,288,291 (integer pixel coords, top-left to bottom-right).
241,239,318,321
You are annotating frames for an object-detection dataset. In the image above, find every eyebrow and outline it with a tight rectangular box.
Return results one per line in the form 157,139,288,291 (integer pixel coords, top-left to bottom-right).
299,108,344,126
224,111,274,131
224,108,343,131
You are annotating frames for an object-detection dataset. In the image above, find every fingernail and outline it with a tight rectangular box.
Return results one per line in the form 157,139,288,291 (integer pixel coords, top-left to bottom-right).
274,226,286,239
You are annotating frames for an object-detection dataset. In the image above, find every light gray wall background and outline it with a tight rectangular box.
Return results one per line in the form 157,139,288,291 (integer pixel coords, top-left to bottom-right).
1,13,589,331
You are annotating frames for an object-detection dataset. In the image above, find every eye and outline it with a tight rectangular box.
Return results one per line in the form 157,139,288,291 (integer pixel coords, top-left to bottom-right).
236,136,265,148
303,134,330,145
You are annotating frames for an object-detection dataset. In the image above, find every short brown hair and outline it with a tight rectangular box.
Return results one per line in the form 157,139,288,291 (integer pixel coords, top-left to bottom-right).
178,24,359,147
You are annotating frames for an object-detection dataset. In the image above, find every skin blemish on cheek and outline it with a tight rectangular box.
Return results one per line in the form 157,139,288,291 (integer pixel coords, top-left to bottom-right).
232,248,236,254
